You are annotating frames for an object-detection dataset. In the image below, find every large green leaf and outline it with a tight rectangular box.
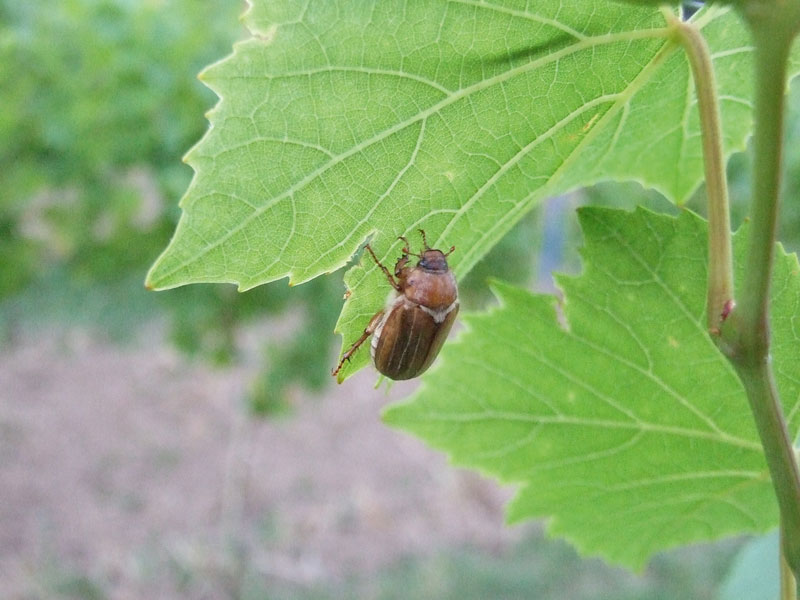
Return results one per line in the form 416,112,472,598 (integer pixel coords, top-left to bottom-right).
145,1,788,379
384,207,800,568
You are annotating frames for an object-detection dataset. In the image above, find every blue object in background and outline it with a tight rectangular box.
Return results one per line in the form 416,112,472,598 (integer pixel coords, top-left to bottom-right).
718,532,779,600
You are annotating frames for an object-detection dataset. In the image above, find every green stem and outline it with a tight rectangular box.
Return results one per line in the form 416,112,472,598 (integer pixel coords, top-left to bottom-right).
734,354,800,576
736,25,794,334
721,2,800,579
781,524,797,600
666,14,733,333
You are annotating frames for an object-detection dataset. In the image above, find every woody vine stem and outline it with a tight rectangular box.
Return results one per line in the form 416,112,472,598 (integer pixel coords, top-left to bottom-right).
668,3,800,597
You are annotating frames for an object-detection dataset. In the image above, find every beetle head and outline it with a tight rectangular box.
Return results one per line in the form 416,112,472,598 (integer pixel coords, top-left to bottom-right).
399,230,455,272
418,248,450,272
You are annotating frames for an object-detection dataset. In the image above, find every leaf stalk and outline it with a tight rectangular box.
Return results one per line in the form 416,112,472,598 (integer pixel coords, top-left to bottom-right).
665,13,733,333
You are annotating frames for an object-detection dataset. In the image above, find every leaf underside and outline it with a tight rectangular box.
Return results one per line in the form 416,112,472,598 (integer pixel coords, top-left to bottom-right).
143,1,790,380
385,207,800,569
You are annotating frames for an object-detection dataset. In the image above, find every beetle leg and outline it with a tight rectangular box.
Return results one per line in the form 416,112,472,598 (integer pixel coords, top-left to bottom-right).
331,310,385,377
398,235,421,259
364,244,402,292
394,255,410,278
398,235,410,254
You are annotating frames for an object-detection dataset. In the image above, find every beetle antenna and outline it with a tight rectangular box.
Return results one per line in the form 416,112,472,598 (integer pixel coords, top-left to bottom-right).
418,229,430,249
444,245,455,257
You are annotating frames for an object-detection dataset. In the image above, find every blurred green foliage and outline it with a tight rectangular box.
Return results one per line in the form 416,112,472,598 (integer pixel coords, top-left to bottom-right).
0,0,246,316
0,0,346,408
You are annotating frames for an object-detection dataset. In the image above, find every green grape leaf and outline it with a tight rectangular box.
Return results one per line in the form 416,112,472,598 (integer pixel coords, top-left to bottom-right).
145,1,796,380
384,207,800,569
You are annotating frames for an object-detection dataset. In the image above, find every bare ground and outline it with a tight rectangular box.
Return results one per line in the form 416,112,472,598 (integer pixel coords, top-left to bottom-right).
0,328,529,599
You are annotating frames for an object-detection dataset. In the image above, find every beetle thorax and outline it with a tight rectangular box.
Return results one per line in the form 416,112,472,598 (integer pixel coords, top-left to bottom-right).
401,266,458,313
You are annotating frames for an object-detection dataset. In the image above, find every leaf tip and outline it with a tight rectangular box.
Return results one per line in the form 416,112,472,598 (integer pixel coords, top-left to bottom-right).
144,262,167,291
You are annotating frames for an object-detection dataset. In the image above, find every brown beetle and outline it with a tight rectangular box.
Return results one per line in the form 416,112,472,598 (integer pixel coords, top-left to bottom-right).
332,230,459,380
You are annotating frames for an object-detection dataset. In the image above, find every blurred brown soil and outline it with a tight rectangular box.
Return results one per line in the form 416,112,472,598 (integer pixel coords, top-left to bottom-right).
0,329,526,598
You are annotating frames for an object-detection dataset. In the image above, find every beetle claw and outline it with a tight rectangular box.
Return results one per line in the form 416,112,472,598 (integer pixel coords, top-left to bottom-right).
398,235,411,255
